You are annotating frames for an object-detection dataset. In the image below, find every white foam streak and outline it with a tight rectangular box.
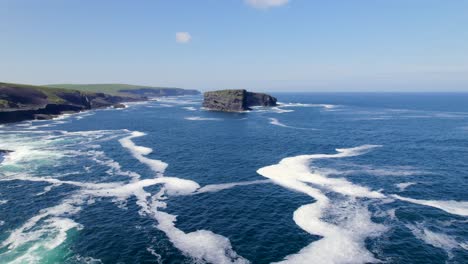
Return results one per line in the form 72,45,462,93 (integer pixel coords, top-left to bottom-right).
183,106,197,111
117,131,248,262
185,116,223,121
268,118,316,130
1,195,83,252
152,209,249,264
257,145,386,264
269,118,289,128
407,224,460,258
119,131,168,174
195,180,271,194
393,195,468,216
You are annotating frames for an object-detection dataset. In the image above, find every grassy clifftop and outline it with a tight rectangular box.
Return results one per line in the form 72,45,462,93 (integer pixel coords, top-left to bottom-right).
46,83,199,96
46,84,148,95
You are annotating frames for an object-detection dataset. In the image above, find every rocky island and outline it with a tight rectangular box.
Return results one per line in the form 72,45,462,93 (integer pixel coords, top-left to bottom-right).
202,89,277,112
0,82,200,124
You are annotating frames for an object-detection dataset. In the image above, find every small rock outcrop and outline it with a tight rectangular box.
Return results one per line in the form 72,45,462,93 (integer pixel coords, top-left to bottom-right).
202,89,277,112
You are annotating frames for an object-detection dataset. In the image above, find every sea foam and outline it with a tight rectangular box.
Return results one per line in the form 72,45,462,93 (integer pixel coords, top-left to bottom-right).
257,145,386,264
185,116,223,121
119,131,168,174
393,195,468,217
407,224,461,258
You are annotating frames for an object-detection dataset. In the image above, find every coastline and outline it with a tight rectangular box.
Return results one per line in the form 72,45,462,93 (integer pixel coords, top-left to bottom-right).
0,98,145,125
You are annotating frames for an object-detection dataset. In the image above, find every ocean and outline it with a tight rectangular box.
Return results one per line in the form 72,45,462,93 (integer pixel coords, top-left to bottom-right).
0,93,467,264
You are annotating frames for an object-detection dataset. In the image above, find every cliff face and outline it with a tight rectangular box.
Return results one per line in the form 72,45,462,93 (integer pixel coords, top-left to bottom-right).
0,83,142,124
202,89,277,112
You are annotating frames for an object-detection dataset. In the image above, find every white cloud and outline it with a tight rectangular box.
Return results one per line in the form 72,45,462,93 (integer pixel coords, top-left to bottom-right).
176,32,191,43
245,0,290,9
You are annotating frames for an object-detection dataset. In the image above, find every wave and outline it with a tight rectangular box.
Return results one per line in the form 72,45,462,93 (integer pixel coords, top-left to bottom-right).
257,145,386,264
185,116,223,121
268,118,289,128
183,106,197,111
251,106,294,114
393,195,468,217
0,194,84,262
278,102,338,109
395,182,417,191
268,118,316,130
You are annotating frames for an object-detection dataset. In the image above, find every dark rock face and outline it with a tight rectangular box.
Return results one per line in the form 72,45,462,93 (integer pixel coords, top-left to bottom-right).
245,92,278,107
0,83,143,124
112,103,126,109
203,90,247,112
202,89,277,112
0,149,12,163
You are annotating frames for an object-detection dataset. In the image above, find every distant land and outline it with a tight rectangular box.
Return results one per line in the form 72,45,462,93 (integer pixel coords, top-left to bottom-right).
47,84,200,97
0,82,200,124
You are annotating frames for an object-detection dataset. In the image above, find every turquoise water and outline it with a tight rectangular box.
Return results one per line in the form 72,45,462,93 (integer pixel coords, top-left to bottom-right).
0,93,467,263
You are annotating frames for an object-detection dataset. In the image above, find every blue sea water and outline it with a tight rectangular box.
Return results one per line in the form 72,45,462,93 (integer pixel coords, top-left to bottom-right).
0,93,467,264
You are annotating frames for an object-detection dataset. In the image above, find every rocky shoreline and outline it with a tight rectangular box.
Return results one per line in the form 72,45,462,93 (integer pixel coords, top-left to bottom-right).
0,82,200,124
0,97,142,124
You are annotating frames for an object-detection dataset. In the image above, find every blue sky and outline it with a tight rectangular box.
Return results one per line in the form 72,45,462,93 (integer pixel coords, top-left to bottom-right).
1,0,467,91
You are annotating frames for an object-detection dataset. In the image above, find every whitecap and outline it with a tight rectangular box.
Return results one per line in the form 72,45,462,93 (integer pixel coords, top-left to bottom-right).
395,182,417,191
0,194,84,262
268,118,316,130
461,242,468,250
184,116,223,121
183,106,197,111
278,102,338,109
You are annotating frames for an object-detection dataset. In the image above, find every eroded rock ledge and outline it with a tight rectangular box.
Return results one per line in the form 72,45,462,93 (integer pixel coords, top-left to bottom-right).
202,89,277,112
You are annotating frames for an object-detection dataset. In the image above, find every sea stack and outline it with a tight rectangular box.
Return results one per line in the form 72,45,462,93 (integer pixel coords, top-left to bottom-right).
202,89,277,112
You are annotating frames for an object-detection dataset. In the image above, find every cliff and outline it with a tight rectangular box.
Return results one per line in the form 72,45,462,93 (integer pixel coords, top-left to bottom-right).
47,84,201,97
202,89,277,112
0,82,142,124
1,82,202,124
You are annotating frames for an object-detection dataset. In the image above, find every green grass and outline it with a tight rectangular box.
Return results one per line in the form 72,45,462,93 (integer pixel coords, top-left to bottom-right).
46,83,179,96
0,99,9,108
0,82,72,104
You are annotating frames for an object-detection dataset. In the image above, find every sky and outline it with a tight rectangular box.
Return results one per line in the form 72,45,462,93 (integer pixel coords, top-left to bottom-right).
1,0,467,92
